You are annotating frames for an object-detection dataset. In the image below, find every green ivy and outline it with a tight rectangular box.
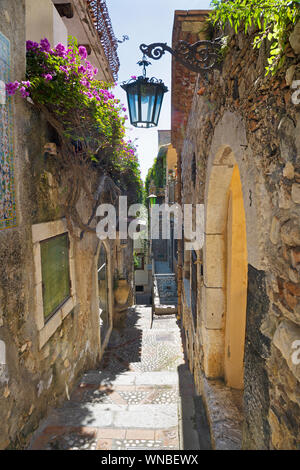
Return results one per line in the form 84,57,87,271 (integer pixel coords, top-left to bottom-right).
144,146,167,200
210,0,300,75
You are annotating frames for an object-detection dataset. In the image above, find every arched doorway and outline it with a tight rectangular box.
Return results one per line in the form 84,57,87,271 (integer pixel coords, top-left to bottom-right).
98,244,109,344
203,146,248,390
224,165,248,389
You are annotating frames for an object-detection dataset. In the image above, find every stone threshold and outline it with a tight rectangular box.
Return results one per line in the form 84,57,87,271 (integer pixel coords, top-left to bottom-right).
200,374,244,450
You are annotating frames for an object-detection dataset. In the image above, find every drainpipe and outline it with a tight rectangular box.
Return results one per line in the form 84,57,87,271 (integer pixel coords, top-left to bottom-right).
177,152,183,322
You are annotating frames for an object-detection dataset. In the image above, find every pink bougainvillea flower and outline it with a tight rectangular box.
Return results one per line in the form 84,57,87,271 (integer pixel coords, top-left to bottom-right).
19,86,29,98
5,81,20,96
55,43,67,58
40,38,51,52
44,74,53,81
131,75,137,80
26,40,39,51
78,46,88,59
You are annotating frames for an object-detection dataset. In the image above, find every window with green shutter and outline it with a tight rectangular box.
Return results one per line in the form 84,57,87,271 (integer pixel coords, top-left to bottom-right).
40,233,71,320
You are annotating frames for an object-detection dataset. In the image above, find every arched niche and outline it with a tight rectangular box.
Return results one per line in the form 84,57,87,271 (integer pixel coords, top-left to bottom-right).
96,241,112,351
203,145,248,390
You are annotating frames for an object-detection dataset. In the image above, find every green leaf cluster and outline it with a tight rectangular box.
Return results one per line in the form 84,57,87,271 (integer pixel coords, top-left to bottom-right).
144,146,167,200
210,0,300,75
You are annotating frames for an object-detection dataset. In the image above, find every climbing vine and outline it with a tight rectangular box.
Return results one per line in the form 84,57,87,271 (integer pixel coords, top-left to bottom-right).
210,0,300,75
144,146,167,199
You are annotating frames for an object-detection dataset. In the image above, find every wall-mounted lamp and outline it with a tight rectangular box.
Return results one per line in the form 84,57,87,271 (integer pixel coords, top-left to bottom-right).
121,38,222,128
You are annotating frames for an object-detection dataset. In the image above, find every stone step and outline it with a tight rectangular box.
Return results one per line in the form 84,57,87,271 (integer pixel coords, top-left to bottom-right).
80,370,179,387
48,403,178,429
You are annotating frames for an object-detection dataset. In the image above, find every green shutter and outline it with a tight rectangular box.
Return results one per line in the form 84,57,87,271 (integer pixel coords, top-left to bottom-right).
40,233,71,320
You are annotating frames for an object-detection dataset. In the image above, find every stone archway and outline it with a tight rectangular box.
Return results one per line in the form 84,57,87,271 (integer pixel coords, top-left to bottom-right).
203,145,248,389
97,243,110,346
224,164,248,389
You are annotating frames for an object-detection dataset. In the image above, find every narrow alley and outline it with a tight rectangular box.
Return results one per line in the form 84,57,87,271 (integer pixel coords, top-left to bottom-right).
1,0,299,452
29,307,211,451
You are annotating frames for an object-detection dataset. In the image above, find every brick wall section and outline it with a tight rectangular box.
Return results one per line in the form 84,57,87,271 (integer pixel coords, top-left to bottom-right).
171,11,211,155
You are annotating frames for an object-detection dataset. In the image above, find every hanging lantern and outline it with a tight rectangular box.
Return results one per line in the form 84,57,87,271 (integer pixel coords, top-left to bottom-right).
121,58,168,128
147,194,157,207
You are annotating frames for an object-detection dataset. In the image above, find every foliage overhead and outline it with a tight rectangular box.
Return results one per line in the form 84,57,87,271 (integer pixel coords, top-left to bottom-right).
144,146,167,200
6,37,143,204
210,0,300,75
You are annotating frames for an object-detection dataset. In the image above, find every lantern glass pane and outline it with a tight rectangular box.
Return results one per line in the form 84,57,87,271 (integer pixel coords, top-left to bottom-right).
140,83,156,124
153,89,163,125
128,85,138,123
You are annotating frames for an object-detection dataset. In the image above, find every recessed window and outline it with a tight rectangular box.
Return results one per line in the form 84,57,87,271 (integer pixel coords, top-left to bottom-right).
98,244,109,342
40,233,71,320
136,285,144,292
32,219,76,349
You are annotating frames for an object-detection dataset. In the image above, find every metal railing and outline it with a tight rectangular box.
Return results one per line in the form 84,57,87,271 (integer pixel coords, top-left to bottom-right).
86,0,120,80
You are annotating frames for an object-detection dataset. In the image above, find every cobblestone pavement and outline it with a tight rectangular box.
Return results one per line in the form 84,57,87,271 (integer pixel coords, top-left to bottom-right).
30,307,211,450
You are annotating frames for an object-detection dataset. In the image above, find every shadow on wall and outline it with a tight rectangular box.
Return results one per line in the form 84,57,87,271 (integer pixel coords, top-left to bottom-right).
135,293,152,305
177,363,212,450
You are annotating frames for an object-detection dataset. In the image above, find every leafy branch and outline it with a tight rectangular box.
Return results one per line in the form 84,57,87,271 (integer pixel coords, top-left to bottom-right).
210,0,300,75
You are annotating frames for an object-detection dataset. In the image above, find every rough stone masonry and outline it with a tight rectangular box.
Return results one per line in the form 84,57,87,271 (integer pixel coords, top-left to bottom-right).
178,15,300,449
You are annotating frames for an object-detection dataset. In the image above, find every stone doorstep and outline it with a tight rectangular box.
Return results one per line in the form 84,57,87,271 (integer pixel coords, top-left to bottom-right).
154,306,178,315
30,426,178,450
201,375,243,450
80,370,180,386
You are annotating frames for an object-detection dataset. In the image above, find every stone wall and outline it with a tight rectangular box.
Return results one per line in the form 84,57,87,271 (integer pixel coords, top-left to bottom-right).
0,1,131,449
178,16,300,449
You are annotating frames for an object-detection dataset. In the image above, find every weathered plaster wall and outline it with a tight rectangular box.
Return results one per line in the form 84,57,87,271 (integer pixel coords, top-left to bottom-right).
0,1,128,449
179,19,300,449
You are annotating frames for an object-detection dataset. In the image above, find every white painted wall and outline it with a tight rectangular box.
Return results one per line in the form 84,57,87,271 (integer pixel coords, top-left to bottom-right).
52,4,68,46
135,270,149,286
26,0,67,47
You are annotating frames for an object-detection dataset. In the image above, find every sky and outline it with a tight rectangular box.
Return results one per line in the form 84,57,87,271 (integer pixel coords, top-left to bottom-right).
106,0,212,180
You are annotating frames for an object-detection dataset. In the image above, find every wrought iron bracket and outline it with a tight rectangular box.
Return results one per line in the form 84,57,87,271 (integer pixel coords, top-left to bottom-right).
140,38,223,74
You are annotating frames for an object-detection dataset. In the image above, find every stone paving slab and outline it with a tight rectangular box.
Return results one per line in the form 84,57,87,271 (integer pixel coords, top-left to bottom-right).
135,371,179,386
31,426,179,450
45,403,178,429
29,307,211,450
114,404,178,428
